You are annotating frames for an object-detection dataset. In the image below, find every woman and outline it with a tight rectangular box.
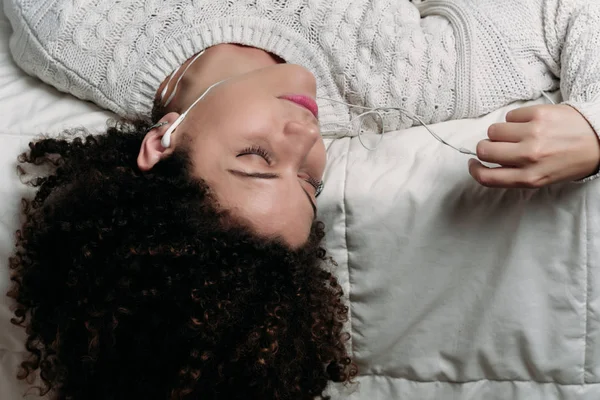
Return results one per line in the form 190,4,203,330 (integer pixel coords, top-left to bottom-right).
4,0,600,398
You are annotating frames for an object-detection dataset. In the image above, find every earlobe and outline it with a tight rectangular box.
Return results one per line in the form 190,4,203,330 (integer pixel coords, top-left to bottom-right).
137,112,180,171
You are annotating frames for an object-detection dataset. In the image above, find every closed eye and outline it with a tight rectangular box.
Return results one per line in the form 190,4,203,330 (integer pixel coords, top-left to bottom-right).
237,146,322,196
227,169,317,218
237,145,272,164
305,175,322,192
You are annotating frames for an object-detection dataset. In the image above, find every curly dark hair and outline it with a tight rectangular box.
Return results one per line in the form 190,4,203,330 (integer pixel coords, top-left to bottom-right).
7,118,356,399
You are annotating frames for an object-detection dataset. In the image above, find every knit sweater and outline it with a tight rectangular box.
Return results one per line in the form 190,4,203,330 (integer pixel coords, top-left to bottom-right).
4,0,600,138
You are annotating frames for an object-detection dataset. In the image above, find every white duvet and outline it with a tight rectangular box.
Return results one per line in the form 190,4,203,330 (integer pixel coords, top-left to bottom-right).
1,1,600,399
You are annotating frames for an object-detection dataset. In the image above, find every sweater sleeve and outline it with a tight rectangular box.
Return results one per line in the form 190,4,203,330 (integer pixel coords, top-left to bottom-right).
542,0,600,181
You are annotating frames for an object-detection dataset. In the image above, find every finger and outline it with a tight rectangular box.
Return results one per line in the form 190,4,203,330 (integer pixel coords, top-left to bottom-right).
468,159,547,188
476,140,525,166
487,122,530,142
505,106,538,123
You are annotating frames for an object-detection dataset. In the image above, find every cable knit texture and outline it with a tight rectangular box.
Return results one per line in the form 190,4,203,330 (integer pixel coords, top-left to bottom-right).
4,0,600,139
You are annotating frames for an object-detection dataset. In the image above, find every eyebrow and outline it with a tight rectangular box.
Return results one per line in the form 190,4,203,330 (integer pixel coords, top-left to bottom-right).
227,169,317,218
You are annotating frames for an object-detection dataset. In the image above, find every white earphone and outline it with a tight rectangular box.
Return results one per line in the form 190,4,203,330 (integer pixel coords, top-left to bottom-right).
158,79,226,148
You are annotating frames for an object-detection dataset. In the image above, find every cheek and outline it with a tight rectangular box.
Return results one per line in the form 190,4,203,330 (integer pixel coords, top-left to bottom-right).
218,100,278,138
272,64,317,94
209,82,277,125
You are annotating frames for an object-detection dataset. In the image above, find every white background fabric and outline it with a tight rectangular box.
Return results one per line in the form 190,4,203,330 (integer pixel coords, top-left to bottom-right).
2,1,600,398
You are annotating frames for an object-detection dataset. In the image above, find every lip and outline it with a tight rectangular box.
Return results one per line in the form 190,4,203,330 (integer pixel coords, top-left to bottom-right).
279,94,319,119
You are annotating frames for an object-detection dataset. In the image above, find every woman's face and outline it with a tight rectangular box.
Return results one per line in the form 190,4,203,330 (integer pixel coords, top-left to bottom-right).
175,64,326,248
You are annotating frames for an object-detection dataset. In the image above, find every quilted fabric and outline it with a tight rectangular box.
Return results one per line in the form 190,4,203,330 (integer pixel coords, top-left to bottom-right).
320,110,600,399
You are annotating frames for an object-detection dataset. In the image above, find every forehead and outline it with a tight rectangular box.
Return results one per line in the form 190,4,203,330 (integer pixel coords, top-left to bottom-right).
193,164,315,247
226,187,314,246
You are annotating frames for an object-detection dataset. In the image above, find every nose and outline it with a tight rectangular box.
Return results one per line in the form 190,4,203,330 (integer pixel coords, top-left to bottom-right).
282,120,320,157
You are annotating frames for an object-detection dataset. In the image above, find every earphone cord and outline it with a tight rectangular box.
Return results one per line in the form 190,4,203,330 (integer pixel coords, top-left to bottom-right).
317,91,557,154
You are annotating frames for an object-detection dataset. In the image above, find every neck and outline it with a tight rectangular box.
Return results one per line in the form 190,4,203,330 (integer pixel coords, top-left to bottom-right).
157,44,283,113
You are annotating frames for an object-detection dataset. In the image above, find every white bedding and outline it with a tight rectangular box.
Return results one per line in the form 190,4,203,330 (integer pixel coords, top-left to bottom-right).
2,0,600,399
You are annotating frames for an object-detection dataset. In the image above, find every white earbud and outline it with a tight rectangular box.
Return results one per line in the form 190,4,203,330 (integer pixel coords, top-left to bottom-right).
160,116,184,148
159,79,226,148
160,130,172,148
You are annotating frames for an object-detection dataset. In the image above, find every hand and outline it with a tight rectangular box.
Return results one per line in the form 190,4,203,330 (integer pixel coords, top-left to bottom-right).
469,104,600,188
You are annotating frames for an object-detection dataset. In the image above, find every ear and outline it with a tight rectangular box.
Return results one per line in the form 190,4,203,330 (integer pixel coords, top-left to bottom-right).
137,112,181,171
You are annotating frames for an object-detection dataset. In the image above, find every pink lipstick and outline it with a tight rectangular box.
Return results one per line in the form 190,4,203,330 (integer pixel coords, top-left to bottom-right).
279,94,319,119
